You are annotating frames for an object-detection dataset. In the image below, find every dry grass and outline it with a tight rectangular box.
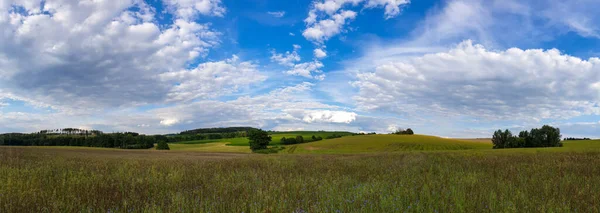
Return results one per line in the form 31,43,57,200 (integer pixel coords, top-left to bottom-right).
2,144,600,212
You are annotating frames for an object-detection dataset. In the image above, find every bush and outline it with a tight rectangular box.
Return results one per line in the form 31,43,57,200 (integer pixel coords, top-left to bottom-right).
248,129,271,152
253,146,285,154
156,141,170,150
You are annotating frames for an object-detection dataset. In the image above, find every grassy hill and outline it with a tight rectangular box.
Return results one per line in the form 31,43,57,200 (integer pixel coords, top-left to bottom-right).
287,134,492,154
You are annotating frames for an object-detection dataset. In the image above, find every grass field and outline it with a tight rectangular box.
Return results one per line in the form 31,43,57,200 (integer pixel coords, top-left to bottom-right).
288,134,492,154
1,137,600,212
171,131,353,147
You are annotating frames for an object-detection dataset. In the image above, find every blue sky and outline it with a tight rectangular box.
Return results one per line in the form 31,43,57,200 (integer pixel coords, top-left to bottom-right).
1,0,600,138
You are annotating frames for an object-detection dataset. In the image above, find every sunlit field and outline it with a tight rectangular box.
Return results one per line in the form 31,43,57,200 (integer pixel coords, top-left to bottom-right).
1,137,600,212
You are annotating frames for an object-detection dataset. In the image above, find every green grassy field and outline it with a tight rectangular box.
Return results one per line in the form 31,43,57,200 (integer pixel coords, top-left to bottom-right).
171,131,353,147
288,134,492,154
1,137,599,212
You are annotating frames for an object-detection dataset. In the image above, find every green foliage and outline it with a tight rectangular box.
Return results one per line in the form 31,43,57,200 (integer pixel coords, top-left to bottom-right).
0,132,155,149
492,125,562,149
248,129,271,151
156,141,170,150
394,128,415,135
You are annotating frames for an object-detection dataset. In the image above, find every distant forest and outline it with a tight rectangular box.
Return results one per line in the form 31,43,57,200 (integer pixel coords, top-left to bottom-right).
0,129,156,149
0,127,261,149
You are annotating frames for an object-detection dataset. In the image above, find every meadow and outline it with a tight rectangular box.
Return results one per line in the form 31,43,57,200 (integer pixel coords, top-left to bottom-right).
170,131,353,149
1,136,599,212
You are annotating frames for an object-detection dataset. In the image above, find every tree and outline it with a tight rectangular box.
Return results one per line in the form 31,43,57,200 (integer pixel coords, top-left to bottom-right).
156,141,170,150
492,129,514,149
295,136,304,144
405,128,414,135
248,129,271,151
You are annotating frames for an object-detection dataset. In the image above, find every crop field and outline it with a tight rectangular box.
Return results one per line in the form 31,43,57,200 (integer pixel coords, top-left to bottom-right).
1,137,599,212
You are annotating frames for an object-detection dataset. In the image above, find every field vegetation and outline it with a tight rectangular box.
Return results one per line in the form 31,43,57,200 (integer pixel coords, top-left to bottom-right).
1,139,599,212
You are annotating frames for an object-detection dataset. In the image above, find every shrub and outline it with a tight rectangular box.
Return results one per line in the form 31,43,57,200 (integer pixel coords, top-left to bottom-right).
156,141,170,150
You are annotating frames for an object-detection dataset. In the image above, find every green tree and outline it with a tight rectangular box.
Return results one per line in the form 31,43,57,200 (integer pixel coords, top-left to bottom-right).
296,136,304,144
156,141,170,150
248,129,271,151
405,128,414,135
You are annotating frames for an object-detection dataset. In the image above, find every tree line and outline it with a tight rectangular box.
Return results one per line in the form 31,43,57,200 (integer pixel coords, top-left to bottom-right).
563,137,592,141
280,135,324,145
165,132,250,143
492,125,562,149
179,127,258,135
393,128,414,135
0,132,156,149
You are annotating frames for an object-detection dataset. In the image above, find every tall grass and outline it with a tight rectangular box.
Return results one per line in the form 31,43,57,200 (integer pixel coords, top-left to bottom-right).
1,146,599,212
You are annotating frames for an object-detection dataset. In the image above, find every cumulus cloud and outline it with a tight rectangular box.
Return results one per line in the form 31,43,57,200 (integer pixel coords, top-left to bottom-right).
164,0,226,20
302,110,357,123
147,82,349,130
0,0,229,113
303,10,357,43
267,11,286,18
352,40,600,121
314,48,328,58
159,55,267,102
270,45,302,66
285,61,325,79
303,0,410,43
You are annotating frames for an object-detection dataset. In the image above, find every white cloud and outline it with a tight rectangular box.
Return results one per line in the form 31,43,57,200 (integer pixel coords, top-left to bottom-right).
303,0,410,43
164,0,226,20
160,118,180,126
352,40,600,121
314,48,328,58
302,110,357,123
267,11,286,18
270,45,302,66
365,0,410,19
0,0,226,113
285,61,325,79
159,55,267,102
303,10,357,43
289,32,295,36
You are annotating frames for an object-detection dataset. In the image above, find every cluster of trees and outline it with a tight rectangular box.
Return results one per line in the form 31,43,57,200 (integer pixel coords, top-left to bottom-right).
0,132,156,149
563,137,592,141
394,128,414,135
38,128,103,136
325,134,345,139
280,135,324,145
492,125,562,149
353,132,377,135
248,129,271,152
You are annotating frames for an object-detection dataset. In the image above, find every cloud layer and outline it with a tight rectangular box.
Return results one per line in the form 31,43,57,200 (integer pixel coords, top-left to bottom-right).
353,41,600,121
